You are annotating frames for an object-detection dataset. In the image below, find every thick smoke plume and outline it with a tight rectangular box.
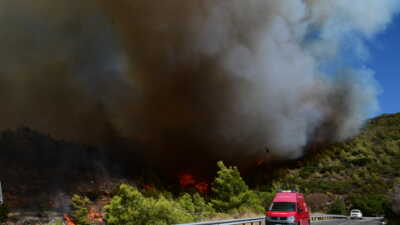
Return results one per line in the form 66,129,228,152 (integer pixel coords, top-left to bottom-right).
0,0,398,166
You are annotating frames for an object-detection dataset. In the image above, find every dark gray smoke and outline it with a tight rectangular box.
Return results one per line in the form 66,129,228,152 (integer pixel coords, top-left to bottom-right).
0,0,130,143
0,0,398,163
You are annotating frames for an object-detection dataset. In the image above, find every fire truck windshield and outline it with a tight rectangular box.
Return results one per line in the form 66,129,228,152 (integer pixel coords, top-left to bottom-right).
270,202,296,211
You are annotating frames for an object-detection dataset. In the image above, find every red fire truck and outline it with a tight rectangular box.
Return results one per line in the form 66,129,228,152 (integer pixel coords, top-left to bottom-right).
265,190,310,225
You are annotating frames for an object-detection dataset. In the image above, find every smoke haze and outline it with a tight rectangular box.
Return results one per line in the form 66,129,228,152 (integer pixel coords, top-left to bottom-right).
0,0,398,165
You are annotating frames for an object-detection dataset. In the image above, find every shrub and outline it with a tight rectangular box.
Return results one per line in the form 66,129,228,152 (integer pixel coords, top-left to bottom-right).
305,193,330,212
349,194,389,216
384,204,400,225
300,166,317,178
254,191,274,210
242,190,267,213
178,193,215,220
104,184,193,225
46,218,64,225
70,194,90,225
330,182,353,195
0,203,9,223
350,157,371,167
385,179,400,225
391,178,400,215
328,198,346,215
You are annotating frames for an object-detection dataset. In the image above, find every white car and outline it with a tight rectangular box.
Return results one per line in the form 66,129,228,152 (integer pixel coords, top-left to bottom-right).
350,209,363,219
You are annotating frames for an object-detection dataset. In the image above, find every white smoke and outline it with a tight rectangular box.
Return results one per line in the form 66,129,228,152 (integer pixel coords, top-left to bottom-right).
0,0,398,163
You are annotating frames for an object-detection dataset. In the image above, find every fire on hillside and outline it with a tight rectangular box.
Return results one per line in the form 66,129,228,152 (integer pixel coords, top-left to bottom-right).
179,174,210,194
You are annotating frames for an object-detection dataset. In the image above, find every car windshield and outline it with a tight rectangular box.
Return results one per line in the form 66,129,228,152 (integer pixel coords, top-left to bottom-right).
351,210,360,213
270,202,296,211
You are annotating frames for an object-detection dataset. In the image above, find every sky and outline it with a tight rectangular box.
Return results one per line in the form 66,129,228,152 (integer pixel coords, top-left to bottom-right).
367,13,400,116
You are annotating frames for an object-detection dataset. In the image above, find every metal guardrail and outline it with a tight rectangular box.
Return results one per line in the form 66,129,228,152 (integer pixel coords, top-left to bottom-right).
175,217,265,225
175,214,347,225
311,214,347,221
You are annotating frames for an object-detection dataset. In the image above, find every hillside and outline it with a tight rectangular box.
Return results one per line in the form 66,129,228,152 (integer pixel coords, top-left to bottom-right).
265,113,400,215
0,127,151,209
0,113,399,218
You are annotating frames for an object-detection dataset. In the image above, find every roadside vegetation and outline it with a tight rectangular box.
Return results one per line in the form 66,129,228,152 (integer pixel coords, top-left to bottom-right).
70,195,91,225
0,203,9,223
66,113,400,224
70,161,272,225
386,178,400,225
267,113,400,217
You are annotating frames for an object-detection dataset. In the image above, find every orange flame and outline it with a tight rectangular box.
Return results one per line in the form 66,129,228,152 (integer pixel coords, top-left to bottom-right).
179,173,209,193
88,208,103,223
195,182,209,193
143,184,156,191
64,214,77,225
179,174,196,187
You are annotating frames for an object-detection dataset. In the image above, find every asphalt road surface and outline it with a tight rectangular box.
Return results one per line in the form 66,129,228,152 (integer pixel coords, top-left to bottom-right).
313,218,382,225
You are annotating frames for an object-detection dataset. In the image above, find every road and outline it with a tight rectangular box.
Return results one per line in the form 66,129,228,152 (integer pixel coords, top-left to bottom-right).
314,218,382,225
251,218,383,225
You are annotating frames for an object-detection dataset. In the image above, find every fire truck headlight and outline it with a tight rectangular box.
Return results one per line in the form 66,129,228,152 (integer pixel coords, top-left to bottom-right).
288,216,295,223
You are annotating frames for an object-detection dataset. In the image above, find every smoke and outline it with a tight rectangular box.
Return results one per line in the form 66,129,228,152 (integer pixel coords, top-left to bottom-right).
0,0,398,165
0,0,130,143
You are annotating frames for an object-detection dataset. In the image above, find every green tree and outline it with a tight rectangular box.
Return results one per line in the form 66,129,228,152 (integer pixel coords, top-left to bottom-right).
104,184,193,225
211,161,262,212
241,190,267,213
255,191,275,210
70,195,90,225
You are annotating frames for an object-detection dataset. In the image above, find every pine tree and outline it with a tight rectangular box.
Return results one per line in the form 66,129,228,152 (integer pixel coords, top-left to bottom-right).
211,161,250,212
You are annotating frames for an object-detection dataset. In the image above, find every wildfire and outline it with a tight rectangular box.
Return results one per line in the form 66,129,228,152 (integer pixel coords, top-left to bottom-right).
179,173,209,193
179,174,196,187
88,208,103,223
64,214,76,225
63,209,103,225
143,184,156,191
194,182,209,193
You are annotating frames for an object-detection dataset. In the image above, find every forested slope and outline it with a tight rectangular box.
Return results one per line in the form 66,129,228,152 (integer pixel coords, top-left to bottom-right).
268,113,400,215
